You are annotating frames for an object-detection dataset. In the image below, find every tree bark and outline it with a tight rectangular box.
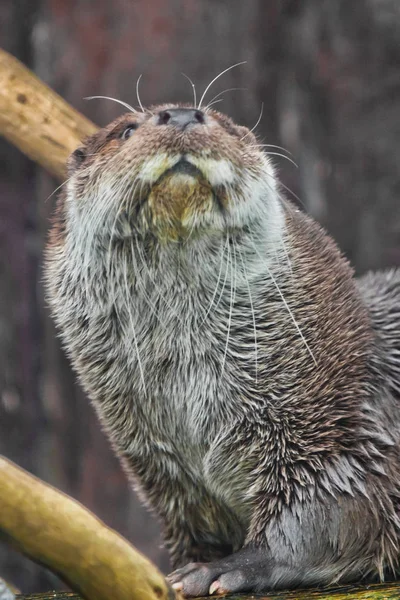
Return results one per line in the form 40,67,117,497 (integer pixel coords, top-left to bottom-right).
0,50,96,180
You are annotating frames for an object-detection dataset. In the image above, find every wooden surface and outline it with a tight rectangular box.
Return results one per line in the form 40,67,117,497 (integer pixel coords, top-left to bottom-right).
12,582,400,599
0,457,178,600
0,48,97,180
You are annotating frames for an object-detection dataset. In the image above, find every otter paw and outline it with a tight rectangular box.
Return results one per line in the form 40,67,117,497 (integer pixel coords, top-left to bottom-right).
167,548,272,597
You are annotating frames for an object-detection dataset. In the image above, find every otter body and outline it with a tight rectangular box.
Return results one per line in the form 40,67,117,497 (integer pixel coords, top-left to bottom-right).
45,105,400,595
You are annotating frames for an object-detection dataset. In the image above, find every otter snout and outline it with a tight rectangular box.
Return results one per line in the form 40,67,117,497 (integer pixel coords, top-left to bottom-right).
62,104,278,242
157,107,206,129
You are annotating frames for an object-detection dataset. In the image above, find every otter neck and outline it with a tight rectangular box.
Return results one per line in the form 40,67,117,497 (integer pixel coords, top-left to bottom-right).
67,211,290,331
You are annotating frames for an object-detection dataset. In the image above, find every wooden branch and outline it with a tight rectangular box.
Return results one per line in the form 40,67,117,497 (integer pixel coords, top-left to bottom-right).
0,457,179,600
12,581,400,599
0,48,98,180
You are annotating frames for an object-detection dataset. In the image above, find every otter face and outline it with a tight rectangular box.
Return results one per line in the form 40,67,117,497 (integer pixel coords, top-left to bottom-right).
64,104,279,243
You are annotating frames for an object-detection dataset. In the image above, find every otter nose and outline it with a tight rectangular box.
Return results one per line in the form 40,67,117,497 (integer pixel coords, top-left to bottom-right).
157,108,205,129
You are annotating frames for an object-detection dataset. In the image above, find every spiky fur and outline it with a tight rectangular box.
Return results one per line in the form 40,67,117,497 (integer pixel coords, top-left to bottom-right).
45,105,400,592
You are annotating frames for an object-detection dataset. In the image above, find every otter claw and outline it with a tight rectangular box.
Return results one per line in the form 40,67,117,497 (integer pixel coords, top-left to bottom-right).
172,582,183,591
167,547,273,596
208,581,223,595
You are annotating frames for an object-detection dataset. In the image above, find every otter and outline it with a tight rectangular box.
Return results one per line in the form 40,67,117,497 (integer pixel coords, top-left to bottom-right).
45,102,400,596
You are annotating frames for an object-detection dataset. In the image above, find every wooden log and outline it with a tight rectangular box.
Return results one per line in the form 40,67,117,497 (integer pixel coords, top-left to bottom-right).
0,48,97,180
0,457,178,600
12,581,400,600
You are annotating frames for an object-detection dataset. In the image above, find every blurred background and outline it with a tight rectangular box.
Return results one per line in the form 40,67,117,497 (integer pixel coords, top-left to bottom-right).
1,0,400,593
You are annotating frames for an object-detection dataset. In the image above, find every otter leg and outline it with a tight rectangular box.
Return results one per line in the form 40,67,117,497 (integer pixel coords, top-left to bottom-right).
168,490,395,596
121,453,245,568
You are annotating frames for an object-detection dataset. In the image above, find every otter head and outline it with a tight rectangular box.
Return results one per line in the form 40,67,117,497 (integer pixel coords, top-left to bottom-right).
63,104,282,245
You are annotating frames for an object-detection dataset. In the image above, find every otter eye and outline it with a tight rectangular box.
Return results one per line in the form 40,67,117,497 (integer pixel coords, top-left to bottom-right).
121,124,138,140
72,148,85,163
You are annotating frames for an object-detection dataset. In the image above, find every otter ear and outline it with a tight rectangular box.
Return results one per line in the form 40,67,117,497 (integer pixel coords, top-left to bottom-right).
67,146,86,174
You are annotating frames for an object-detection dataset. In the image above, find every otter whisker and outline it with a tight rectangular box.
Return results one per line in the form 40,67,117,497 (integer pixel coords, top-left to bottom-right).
253,177,295,278
246,227,315,364
204,87,246,112
269,276,317,367
236,242,258,383
80,168,114,298
279,234,293,279
204,99,224,112
277,179,305,210
249,143,294,156
106,175,144,316
197,61,247,110
129,239,165,325
134,237,184,325
183,209,201,245
45,176,73,203
221,238,236,379
181,72,197,108
257,244,317,366
122,252,147,395
210,233,231,316
263,171,306,212
198,235,229,329
264,152,298,169
105,172,141,310
136,74,146,114
241,103,264,141
84,95,138,114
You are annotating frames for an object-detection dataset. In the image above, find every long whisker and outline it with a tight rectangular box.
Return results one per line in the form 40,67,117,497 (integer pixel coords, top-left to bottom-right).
249,143,294,157
204,87,247,111
181,72,197,108
264,152,298,169
122,251,147,394
277,178,305,209
45,176,73,203
263,258,317,366
236,242,258,383
198,61,247,110
129,239,165,325
279,234,293,278
136,74,146,113
84,96,138,114
107,216,127,331
241,103,264,141
134,237,184,325
247,231,316,365
263,170,306,210
221,239,236,378
204,99,224,111
106,177,136,310
211,233,231,315
198,235,229,328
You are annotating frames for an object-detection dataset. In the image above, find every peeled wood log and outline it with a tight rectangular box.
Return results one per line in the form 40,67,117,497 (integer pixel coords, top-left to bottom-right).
0,48,97,180
0,457,178,600
12,582,400,599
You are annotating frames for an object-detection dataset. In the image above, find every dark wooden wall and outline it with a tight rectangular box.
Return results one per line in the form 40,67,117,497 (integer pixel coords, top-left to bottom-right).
0,0,399,593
